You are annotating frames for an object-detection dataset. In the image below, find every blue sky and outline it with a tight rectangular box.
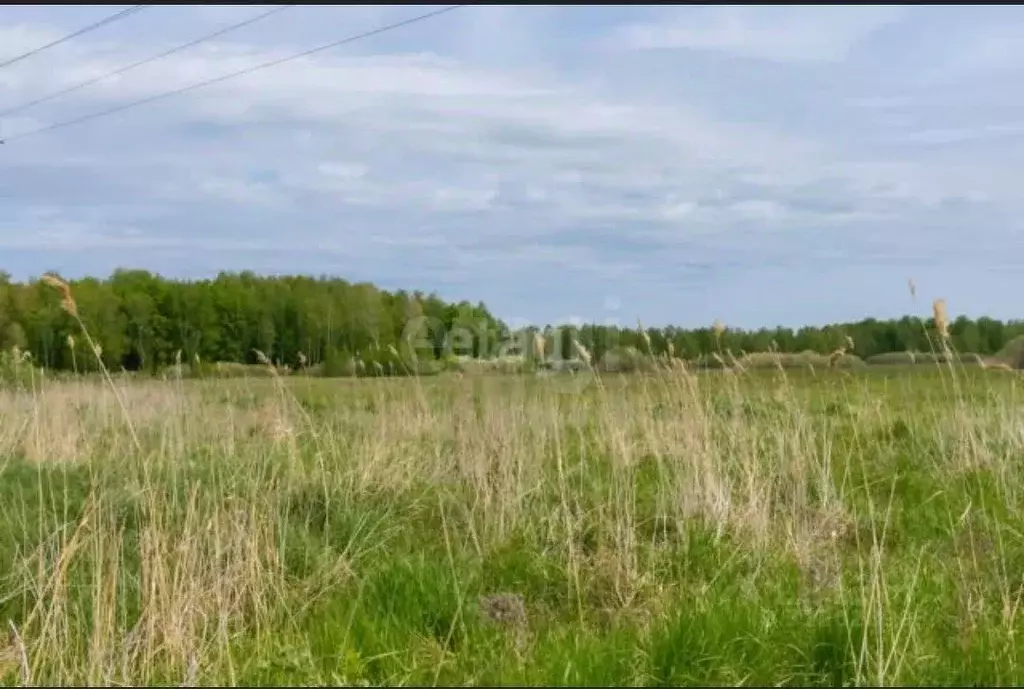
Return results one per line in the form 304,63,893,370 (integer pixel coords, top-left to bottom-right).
0,4,1022,329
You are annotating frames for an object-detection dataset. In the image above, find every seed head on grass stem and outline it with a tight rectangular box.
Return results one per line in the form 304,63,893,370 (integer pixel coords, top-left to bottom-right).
533,331,546,361
712,319,726,348
637,320,652,354
573,340,592,366
933,298,950,343
41,273,78,317
40,272,141,453
828,347,846,368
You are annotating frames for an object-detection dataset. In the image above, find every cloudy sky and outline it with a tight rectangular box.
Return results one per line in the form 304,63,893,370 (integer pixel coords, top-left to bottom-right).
0,4,1022,329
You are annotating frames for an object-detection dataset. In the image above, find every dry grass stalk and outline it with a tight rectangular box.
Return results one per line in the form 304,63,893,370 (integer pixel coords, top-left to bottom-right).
573,340,592,366
389,344,413,372
712,319,726,349
39,273,140,452
0,636,16,680
637,320,652,354
724,349,747,373
908,278,917,299
7,622,28,685
41,273,78,317
933,299,950,342
828,348,847,368
533,332,546,361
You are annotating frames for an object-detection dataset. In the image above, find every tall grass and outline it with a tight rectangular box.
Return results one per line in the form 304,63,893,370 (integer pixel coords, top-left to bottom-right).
0,282,1022,684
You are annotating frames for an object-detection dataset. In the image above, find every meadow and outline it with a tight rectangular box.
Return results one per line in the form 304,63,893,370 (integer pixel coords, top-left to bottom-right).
0,359,1023,686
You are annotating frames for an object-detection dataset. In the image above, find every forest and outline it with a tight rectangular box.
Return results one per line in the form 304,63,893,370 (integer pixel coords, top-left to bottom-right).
0,269,1019,373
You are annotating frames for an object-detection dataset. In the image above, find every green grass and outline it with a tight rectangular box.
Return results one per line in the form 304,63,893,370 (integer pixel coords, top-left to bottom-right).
0,364,1023,685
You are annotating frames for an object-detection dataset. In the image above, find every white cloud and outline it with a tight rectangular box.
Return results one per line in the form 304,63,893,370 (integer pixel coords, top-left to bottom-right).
317,161,368,180
608,6,905,63
197,176,282,206
904,122,1024,145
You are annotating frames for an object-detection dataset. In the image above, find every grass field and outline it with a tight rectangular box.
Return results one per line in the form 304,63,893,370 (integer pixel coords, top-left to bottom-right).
1,362,1023,685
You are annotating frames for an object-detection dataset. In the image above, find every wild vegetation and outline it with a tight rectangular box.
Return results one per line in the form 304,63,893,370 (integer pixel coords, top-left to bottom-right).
1,273,1024,685
1,270,1023,376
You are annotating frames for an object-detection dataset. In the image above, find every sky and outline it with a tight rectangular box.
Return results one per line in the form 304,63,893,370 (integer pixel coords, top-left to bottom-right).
0,4,1022,330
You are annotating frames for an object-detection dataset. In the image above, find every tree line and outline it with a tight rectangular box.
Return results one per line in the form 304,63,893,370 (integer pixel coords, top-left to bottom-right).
0,269,1020,374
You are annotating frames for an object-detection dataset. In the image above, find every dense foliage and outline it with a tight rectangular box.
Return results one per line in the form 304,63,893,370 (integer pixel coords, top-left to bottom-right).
1,269,1021,373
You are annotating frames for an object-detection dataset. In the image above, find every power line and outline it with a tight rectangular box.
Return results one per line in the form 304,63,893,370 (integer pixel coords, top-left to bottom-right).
0,4,295,121
0,4,470,146
0,5,149,71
